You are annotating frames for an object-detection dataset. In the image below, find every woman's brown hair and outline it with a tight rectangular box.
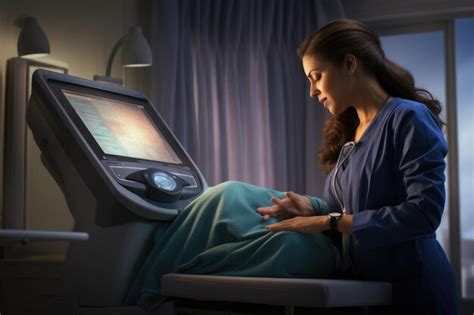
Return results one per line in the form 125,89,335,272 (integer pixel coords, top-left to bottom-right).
297,19,444,174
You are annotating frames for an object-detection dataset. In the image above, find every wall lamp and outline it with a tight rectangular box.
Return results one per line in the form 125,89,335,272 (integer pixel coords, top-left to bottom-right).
16,16,50,58
94,26,152,85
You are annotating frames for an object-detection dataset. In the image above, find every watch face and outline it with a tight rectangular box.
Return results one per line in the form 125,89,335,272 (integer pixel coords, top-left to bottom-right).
329,212,342,218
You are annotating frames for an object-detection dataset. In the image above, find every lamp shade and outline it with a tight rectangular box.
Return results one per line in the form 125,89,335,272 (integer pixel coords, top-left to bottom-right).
94,25,153,85
17,17,50,58
121,26,152,67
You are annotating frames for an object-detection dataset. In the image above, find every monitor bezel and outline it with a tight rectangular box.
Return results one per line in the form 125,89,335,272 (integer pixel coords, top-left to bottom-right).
48,80,188,167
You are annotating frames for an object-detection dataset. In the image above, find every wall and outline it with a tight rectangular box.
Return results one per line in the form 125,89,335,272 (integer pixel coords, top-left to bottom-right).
0,0,149,257
341,0,474,27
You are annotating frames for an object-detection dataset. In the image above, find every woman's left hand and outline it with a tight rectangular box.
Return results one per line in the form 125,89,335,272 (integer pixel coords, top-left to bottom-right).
265,215,329,234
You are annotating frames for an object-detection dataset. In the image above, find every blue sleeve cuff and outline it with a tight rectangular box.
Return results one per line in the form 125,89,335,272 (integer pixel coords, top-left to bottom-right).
352,210,376,232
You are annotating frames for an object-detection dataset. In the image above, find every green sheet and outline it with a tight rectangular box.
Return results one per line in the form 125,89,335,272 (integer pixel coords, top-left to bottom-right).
126,181,341,310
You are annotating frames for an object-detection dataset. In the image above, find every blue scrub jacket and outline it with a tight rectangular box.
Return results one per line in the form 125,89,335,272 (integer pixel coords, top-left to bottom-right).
322,97,458,314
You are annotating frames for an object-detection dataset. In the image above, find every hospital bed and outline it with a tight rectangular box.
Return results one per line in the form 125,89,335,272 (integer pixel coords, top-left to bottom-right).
25,70,392,315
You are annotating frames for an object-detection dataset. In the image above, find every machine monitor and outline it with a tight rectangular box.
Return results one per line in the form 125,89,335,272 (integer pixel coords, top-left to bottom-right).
62,90,182,165
27,70,207,225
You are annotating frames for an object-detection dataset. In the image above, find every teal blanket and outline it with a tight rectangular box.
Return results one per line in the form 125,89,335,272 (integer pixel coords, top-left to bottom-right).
127,181,341,310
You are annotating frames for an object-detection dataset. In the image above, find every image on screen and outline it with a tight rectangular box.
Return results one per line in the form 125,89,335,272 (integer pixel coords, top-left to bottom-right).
62,90,182,164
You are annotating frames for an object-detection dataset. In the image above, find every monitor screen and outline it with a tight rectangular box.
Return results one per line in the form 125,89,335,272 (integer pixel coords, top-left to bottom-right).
62,90,182,164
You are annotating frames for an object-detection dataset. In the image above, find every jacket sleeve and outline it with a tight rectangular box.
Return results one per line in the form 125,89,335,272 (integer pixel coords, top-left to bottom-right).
352,105,448,248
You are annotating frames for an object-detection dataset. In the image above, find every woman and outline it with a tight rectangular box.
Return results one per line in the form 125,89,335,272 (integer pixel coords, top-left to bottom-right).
128,19,457,314
262,19,458,314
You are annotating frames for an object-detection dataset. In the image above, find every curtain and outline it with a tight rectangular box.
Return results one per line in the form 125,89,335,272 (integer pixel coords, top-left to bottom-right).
149,0,344,196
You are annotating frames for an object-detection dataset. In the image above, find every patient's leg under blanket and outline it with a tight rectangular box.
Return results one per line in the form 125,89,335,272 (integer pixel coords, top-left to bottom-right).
126,181,341,311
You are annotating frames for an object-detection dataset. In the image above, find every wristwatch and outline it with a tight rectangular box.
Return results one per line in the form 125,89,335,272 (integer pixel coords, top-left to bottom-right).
328,212,343,233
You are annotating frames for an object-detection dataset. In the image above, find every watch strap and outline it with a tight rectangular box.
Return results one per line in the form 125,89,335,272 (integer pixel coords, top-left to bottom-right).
328,212,342,233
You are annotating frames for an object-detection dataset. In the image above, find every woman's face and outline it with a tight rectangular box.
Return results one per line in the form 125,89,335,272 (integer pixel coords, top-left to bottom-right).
302,54,353,116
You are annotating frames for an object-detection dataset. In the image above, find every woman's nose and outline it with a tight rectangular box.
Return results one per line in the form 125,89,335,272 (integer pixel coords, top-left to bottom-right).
310,84,320,99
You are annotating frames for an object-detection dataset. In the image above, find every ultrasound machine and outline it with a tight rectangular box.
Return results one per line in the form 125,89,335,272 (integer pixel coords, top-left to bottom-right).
26,70,392,315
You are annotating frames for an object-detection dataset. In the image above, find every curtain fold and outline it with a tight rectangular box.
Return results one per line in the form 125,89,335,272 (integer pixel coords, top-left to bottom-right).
149,0,344,195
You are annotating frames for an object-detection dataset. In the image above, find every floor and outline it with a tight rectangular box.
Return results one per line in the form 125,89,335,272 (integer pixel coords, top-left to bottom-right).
0,259,63,315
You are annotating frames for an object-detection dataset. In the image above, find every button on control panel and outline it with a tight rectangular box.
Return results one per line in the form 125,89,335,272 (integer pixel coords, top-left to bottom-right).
110,166,197,188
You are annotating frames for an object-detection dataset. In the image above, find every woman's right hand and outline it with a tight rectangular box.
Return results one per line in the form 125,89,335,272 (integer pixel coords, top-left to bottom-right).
256,191,315,221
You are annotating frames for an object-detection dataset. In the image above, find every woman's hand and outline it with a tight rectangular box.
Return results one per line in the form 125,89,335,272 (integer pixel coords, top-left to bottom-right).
265,215,330,234
256,192,315,221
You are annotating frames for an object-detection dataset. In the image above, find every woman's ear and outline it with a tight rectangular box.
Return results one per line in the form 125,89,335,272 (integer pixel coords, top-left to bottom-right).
344,54,357,75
